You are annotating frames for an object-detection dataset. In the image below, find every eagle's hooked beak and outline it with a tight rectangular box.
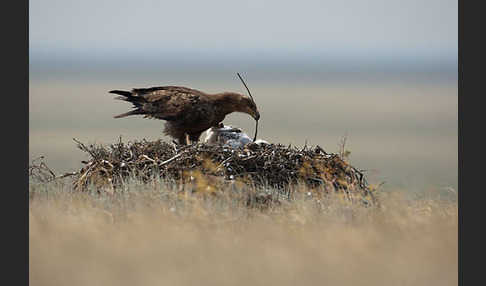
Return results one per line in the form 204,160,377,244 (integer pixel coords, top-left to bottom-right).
253,111,260,121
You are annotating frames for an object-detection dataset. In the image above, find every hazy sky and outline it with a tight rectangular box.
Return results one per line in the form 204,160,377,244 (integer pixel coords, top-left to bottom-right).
30,0,457,63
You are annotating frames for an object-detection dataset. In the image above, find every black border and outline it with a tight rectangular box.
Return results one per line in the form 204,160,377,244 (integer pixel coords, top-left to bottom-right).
459,0,483,284
458,0,463,283
4,0,28,285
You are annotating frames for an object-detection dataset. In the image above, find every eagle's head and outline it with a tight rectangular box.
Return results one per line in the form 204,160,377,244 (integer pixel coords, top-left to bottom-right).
221,92,260,120
239,95,260,120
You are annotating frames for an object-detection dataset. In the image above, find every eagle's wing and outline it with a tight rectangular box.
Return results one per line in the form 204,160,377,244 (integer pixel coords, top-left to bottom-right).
112,86,207,120
133,86,206,100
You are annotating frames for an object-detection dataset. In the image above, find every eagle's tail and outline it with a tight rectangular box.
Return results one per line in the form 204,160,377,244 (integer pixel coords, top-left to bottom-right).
109,90,132,97
110,88,145,103
109,90,145,104
109,90,146,118
113,109,145,119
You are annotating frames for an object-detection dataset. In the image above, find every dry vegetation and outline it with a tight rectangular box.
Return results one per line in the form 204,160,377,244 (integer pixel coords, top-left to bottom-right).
31,138,377,205
29,139,457,286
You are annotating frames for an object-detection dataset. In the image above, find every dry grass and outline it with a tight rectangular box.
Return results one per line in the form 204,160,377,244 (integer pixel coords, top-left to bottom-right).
29,177,457,286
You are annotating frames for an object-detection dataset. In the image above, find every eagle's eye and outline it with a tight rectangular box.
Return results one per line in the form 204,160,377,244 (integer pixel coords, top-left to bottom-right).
247,99,256,109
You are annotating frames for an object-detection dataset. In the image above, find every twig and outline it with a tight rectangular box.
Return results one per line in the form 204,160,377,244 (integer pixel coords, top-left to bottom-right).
73,138,97,158
237,72,259,141
315,145,328,155
216,156,233,171
40,162,56,178
158,153,182,167
59,172,78,178
139,155,156,163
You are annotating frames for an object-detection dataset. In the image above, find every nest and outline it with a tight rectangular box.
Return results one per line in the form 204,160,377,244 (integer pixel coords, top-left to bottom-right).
52,138,377,204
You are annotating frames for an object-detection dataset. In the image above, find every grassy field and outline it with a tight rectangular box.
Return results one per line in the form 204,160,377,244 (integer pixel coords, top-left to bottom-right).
29,177,457,286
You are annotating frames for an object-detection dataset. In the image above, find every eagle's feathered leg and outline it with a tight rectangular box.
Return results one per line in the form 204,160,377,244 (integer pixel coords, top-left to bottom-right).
180,134,190,146
188,132,203,144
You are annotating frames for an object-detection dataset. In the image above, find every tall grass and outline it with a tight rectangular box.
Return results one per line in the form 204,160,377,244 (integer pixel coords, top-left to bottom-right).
29,178,457,286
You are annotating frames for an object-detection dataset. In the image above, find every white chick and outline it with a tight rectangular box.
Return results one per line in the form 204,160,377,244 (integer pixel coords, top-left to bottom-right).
203,124,268,148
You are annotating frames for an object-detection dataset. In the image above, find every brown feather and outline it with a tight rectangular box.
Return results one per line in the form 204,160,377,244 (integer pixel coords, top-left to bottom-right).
108,86,260,145
113,110,144,118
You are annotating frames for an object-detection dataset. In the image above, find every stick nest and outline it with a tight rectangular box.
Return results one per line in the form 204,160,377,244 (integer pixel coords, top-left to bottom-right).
53,138,377,204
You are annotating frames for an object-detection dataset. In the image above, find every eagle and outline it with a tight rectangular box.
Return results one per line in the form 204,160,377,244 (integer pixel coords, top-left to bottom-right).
108,86,260,145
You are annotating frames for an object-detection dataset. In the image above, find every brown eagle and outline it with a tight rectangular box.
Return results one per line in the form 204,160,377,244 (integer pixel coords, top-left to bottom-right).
109,86,260,145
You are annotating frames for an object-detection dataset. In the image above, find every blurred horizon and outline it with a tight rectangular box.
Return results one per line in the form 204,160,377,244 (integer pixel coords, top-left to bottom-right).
30,0,457,66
